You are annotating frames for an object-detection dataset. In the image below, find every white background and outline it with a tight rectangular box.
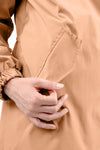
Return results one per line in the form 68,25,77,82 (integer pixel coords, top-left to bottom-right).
0,15,17,119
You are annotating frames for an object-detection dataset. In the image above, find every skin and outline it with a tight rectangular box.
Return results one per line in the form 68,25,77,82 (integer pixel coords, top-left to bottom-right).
4,77,69,130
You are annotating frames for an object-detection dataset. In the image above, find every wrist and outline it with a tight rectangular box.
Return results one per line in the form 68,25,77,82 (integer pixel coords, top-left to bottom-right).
3,77,21,94
1,76,21,101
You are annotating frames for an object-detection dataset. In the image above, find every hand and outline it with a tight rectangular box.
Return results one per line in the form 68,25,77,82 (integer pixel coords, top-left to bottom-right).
4,77,69,130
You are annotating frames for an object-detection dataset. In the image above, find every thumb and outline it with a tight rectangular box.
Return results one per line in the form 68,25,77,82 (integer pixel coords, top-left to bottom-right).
32,78,64,90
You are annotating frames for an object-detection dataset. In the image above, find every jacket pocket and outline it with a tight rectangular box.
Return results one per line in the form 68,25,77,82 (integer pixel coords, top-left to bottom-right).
36,25,82,83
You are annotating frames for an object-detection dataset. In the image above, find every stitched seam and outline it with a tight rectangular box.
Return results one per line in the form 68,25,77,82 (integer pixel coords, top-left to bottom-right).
36,26,65,77
56,26,82,82
62,23,82,48
36,24,82,78
56,41,80,82
16,0,28,41
58,28,82,82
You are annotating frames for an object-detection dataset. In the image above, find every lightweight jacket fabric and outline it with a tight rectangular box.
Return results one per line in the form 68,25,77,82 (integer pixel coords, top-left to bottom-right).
0,0,100,149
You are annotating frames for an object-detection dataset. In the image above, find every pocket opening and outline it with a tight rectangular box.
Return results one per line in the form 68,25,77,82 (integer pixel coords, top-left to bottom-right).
36,25,82,82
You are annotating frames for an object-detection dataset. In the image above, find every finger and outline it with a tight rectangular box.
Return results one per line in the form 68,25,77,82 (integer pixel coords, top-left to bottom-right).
35,108,68,122
28,117,56,130
56,94,68,111
38,94,68,114
36,90,58,106
32,78,64,90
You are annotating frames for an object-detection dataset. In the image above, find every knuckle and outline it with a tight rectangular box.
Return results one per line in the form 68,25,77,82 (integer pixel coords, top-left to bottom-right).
45,115,51,121
42,95,47,101
28,105,35,112
45,124,50,129
52,106,58,113
35,93,41,101
59,111,64,117
56,113,60,119
40,123,45,129
34,78,40,86
43,125,47,129
33,77,38,83
33,97,39,105
53,99,57,105
32,118,39,126
25,110,30,117
36,121,40,127
55,105,59,112
33,112,39,117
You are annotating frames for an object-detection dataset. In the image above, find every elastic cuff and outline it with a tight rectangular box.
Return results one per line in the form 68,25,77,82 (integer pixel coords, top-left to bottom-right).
0,67,23,101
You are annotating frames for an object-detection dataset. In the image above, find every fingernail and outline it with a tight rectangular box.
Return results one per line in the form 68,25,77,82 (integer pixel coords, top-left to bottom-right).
52,126,56,129
64,94,68,99
50,125,56,129
56,83,64,88
65,108,69,113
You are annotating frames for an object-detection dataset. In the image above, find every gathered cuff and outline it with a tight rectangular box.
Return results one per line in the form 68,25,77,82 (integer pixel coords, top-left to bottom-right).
0,67,23,101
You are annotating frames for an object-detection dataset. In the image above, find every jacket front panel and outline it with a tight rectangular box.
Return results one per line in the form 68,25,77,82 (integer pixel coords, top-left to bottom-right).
0,0,100,150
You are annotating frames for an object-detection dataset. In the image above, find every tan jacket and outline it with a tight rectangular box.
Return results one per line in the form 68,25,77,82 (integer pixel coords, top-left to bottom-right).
0,0,100,149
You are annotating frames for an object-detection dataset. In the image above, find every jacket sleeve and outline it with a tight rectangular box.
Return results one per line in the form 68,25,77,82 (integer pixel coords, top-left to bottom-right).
0,0,23,101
